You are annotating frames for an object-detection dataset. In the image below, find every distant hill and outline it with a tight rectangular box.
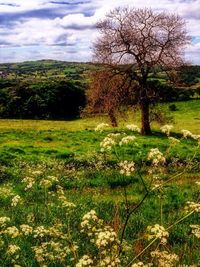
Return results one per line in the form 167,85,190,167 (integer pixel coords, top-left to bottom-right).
0,60,100,81
0,60,200,87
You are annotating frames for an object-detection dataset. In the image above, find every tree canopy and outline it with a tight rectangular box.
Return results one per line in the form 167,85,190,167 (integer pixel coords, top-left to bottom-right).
92,7,190,134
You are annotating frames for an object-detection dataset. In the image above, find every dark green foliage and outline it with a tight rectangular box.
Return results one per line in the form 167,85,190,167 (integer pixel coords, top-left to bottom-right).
0,60,199,122
178,65,200,86
147,80,195,102
169,104,178,111
150,105,174,124
0,79,86,119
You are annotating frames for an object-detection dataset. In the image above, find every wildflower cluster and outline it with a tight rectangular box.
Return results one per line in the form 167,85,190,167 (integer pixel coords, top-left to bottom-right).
0,184,14,199
32,170,43,175
119,160,135,176
80,210,120,266
186,201,200,213
32,222,77,265
131,262,152,267
7,244,20,255
76,255,93,267
95,123,109,132
22,176,35,191
100,136,116,152
119,135,136,146
57,186,76,209
4,226,20,238
160,124,173,136
151,250,179,267
6,244,21,264
0,216,10,228
147,224,169,244
11,195,22,207
32,241,72,265
40,175,59,188
20,224,33,236
181,129,200,143
168,136,180,144
190,225,200,238
126,124,140,133
147,148,166,166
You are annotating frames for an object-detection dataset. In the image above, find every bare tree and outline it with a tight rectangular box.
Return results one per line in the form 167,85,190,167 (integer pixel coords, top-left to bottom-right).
85,70,137,127
93,7,190,134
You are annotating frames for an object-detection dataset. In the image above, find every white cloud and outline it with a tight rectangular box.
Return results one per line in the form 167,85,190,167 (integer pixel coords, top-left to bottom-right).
0,0,200,63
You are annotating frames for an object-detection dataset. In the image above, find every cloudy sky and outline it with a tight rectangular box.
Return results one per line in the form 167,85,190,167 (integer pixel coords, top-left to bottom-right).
0,0,200,64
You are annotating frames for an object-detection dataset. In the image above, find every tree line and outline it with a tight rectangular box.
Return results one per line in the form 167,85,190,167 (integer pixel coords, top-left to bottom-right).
0,72,197,121
0,78,86,120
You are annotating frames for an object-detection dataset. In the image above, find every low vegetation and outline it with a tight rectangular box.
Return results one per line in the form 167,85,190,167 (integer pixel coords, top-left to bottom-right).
0,100,199,266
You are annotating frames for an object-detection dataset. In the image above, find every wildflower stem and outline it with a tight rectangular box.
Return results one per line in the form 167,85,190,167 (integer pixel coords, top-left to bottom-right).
127,237,158,266
166,210,195,231
160,196,163,225
119,191,149,255
138,170,149,193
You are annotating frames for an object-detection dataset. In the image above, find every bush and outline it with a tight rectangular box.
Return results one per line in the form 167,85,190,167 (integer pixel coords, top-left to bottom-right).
169,104,178,111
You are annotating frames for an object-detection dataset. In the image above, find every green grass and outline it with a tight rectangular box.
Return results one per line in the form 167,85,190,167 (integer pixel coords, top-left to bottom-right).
0,100,199,132
0,100,199,266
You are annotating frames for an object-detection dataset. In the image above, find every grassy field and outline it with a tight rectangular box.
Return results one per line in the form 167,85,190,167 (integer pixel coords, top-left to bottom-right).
0,100,199,266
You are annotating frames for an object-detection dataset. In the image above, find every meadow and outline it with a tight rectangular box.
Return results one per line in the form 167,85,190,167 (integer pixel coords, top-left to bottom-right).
0,100,199,266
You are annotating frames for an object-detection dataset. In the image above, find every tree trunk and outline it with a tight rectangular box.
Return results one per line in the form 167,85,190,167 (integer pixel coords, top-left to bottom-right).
140,100,151,135
108,109,118,127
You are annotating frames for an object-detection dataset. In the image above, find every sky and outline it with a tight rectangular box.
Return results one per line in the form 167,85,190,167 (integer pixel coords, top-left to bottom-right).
0,0,200,64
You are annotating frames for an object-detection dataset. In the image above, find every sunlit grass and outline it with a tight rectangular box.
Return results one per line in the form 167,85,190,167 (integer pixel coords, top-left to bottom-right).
0,100,199,133
0,100,199,265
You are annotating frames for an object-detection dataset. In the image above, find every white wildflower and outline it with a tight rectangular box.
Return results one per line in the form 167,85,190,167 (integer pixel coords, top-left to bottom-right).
39,179,52,188
190,225,200,238
186,201,200,213
181,130,200,144
27,213,35,223
0,216,10,228
191,133,200,145
95,227,117,248
119,135,136,146
20,224,33,235
11,195,22,207
132,262,152,267
168,137,180,144
126,124,140,133
119,160,135,176
147,148,166,166
58,195,76,209
100,136,116,152
160,124,173,136
76,255,93,267
95,123,109,132
7,244,20,255
4,226,20,238
147,224,169,244
99,255,120,266
181,129,193,138
22,176,35,190
33,226,49,238
151,250,179,267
